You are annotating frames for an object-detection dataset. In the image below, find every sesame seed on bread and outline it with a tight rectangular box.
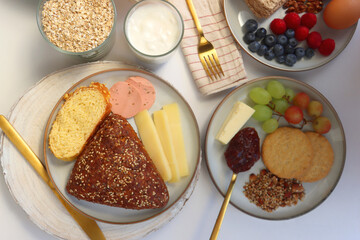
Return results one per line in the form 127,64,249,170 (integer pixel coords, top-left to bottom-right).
245,0,287,18
48,82,112,161
66,113,169,209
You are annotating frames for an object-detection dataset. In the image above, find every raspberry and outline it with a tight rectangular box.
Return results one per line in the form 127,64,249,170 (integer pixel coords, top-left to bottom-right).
318,39,335,56
295,26,309,41
301,13,317,29
307,32,322,49
284,12,301,29
270,18,287,35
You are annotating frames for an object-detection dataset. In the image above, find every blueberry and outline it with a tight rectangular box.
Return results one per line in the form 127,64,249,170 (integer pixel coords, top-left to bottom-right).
257,44,268,56
248,41,260,52
277,35,288,46
255,28,267,40
273,44,284,57
295,47,305,60
243,32,256,44
263,34,276,47
264,49,275,60
243,19,258,33
285,29,295,38
284,44,295,54
285,54,297,66
288,38,298,48
305,48,315,59
276,55,285,64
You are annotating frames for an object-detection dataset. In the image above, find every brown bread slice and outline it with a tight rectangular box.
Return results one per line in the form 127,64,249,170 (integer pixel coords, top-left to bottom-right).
66,113,169,209
245,0,287,18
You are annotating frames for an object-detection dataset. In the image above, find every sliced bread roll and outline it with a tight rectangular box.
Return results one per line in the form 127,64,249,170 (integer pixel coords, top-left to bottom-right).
49,82,111,161
245,0,287,18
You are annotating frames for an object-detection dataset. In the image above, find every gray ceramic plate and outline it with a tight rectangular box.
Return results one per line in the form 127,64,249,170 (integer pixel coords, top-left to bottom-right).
44,68,200,224
223,0,357,71
205,76,346,220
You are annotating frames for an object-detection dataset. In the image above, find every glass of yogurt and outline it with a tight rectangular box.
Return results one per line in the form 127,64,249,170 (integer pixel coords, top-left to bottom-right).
124,0,184,65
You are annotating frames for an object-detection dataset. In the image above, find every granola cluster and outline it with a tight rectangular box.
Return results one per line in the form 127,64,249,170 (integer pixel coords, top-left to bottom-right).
243,169,305,212
283,0,324,14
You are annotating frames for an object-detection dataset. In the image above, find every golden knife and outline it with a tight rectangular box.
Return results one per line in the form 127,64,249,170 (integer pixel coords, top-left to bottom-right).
0,115,106,240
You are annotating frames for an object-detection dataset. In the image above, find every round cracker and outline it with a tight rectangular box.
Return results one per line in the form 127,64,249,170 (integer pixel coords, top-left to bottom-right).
262,127,313,179
297,132,334,182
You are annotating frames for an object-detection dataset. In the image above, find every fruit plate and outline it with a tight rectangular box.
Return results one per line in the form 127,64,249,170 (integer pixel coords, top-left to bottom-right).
44,68,201,224
223,0,357,71
205,76,346,220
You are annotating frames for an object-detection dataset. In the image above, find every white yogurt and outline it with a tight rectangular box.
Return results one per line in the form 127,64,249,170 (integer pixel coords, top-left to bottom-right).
125,1,182,56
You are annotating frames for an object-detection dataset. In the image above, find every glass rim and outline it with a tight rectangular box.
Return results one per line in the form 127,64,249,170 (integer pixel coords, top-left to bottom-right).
123,0,184,58
36,0,117,56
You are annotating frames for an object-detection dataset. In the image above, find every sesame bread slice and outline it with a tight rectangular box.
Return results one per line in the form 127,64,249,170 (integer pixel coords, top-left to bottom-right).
245,0,287,18
48,82,111,161
66,113,169,209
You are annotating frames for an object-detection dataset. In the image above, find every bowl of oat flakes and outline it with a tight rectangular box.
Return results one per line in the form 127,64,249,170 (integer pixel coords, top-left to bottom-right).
37,0,116,60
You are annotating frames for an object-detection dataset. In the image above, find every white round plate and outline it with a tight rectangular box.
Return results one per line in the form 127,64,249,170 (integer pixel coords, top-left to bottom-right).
205,76,346,220
223,0,357,71
44,68,200,224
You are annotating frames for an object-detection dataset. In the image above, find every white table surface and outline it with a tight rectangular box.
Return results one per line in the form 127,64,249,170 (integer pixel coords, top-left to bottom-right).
1,0,360,239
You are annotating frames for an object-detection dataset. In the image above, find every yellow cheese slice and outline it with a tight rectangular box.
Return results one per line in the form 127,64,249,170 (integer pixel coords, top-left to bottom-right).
163,103,189,177
134,110,172,182
215,101,255,145
153,110,181,183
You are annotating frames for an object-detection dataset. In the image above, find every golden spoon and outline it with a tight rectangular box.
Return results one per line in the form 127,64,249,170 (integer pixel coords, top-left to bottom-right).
210,173,237,240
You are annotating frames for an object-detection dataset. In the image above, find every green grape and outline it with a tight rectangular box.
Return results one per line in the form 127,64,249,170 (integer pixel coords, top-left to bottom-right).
284,88,295,102
262,118,279,133
266,80,285,99
252,105,273,122
249,87,272,105
272,99,289,114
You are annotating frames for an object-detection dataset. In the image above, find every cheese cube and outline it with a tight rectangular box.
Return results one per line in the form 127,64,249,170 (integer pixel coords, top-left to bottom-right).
215,101,255,145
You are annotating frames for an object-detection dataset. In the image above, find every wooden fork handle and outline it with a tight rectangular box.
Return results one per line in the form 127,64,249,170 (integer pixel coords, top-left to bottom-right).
186,0,204,36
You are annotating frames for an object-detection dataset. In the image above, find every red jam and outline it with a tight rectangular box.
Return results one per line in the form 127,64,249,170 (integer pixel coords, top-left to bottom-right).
224,127,260,174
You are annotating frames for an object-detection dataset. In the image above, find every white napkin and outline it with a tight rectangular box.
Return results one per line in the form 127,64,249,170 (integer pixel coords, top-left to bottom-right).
169,0,248,95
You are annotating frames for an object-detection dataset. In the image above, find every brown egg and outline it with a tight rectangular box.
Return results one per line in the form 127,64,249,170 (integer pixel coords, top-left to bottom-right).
323,0,360,30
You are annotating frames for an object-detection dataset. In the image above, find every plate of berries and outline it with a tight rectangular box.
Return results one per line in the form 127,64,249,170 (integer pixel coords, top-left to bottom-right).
205,76,346,219
223,0,357,71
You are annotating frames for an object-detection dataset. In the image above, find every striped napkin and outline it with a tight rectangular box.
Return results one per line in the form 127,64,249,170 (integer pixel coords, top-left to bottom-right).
169,0,248,95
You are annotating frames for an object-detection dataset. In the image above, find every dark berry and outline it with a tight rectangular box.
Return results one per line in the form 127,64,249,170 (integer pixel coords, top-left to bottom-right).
285,54,297,66
276,55,285,64
243,19,258,33
264,49,275,60
295,47,305,60
284,44,295,54
273,44,284,57
263,34,276,47
255,28,267,40
285,29,295,38
277,35,288,46
248,41,261,52
305,48,315,59
288,38,298,47
257,44,268,56
243,32,256,44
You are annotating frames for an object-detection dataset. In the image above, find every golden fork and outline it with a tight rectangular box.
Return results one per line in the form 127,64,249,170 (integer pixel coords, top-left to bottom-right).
186,0,224,81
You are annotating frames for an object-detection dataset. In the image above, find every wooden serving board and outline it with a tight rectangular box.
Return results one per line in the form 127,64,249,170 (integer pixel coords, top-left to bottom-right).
0,61,200,240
